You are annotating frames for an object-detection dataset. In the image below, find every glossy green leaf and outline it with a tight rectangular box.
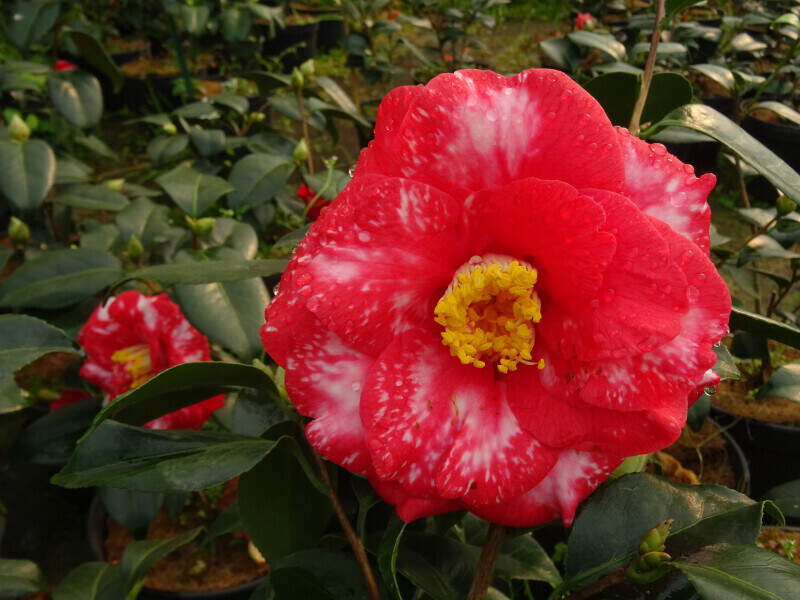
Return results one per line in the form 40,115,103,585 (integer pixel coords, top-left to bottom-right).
188,128,227,157
178,4,210,35
630,41,687,57
750,101,800,126
228,153,295,209
116,197,185,250
379,517,407,600
674,543,800,599
53,420,277,491
173,102,219,120
55,156,93,184
98,487,163,539
563,473,754,591
14,397,99,464
239,436,333,560
758,362,800,402
316,76,360,115
0,138,56,210
247,71,291,96
209,92,249,114
730,306,800,350
245,132,295,156
645,104,800,203
740,235,800,264
121,527,202,589
0,374,28,416
174,248,269,360
75,134,119,161
730,32,767,53
7,0,59,49
205,217,258,259
764,479,800,519
55,184,129,211
0,249,122,309
48,71,103,129
156,166,233,216
222,6,252,42
53,562,120,600
567,31,626,61
539,37,579,71
712,343,740,380
147,135,189,166
127,257,287,285
0,558,46,597
690,64,735,91
231,388,287,437
665,0,706,24
66,30,123,93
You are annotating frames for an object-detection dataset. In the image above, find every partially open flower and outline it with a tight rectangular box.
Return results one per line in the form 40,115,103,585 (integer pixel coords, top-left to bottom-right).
574,12,597,31
262,69,730,526
297,183,329,220
78,291,223,429
54,60,77,72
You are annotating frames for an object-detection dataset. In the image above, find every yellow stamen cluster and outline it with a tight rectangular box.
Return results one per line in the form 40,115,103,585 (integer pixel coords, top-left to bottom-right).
110,344,153,390
434,259,543,374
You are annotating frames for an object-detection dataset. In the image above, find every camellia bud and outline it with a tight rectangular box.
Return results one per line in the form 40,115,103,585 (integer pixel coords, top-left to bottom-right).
299,58,315,79
777,194,797,216
250,112,265,122
193,217,215,236
293,138,310,164
639,520,672,554
162,122,178,135
8,114,30,142
104,178,125,191
9,216,30,247
127,234,144,261
291,67,304,90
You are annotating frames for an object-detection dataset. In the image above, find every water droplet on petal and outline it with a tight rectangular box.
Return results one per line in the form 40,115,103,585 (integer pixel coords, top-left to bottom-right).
650,143,667,156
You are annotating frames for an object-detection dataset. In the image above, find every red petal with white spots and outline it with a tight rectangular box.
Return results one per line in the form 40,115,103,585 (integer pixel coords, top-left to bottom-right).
281,308,374,475
615,127,716,253
358,69,625,196
472,450,621,527
369,478,463,523
291,175,474,357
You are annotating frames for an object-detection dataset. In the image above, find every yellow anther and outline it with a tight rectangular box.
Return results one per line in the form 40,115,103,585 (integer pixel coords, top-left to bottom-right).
434,257,542,373
111,344,153,390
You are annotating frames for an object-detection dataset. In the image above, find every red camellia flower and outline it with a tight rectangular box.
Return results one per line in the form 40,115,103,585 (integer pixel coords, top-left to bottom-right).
54,60,77,72
574,12,596,31
50,389,91,411
261,69,730,526
78,290,223,429
297,183,329,220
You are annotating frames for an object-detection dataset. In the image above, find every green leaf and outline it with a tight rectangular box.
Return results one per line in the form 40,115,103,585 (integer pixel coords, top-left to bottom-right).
304,169,350,201
585,71,693,127
14,397,99,465
178,4,210,35
0,558,46,597
52,420,277,491
156,166,233,216
674,543,800,599
730,32,767,54
645,104,800,203
56,156,93,184
247,71,291,96
231,388,287,437
0,374,28,416
173,102,219,120
712,343,740,380
99,487,164,539
0,138,56,210
729,306,800,350
66,30,123,93
239,436,333,560
0,315,76,385
7,0,60,49
316,76,360,115
48,71,103,129
209,92,249,114
228,153,295,210
740,235,800,263
53,562,120,600
121,527,202,589
116,197,185,250
271,549,369,599
563,473,754,591
205,217,258,259
174,248,269,361
91,361,275,429
379,517,407,600
665,1,706,24
540,37,579,71
567,31,626,61
690,64,735,91
764,479,800,519
147,135,189,166
127,257,287,285
188,128,227,157
55,184,130,211
201,503,244,546
75,134,119,161
222,6,252,42
757,362,800,402
630,41,687,57
750,101,800,127
0,248,122,309
496,532,562,588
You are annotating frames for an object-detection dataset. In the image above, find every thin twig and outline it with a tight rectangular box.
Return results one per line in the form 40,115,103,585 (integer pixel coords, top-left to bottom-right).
311,450,382,600
628,0,666,135
467,523,507,600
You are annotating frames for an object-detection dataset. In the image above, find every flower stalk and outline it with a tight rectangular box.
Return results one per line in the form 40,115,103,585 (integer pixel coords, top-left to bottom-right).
466,523,507,600
628,0,666,135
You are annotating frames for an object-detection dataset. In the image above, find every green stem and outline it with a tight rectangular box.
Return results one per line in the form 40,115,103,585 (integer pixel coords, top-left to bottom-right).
165,11,193,100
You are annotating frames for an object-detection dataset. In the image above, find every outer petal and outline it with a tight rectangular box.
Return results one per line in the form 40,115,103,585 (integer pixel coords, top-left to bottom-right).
615,127,716,253
282,308,374,475
290,175,474,356
357,69,626,196
361,326,558,506
368,478,463,523
472,450,621,527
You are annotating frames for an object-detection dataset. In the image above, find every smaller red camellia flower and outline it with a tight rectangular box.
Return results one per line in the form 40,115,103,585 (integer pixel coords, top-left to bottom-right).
297,183,329,220
50,389,91,411
574,12,596,30
78,291,223,429
54,60,77,72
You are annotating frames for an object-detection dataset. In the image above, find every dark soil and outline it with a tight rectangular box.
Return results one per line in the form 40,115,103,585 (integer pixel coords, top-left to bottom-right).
658,420,740,489
758,527,800,565
714,379,800,426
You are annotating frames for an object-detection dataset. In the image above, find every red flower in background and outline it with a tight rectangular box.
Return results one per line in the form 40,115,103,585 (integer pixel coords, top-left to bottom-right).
574,12,596,30
50,389,91,410
262,69,730,526
54,60,77,72
297,183,329,220
78,291,223,429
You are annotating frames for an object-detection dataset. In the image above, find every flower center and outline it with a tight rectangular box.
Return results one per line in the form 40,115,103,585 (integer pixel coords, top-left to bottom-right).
111,344,153,390
434,255,544,374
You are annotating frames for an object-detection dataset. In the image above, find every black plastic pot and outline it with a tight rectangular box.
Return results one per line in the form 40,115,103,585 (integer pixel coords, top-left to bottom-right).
293,4,344,51
712,405,800,499
87,498,265,600
263,22,319,72
742,115,800,173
